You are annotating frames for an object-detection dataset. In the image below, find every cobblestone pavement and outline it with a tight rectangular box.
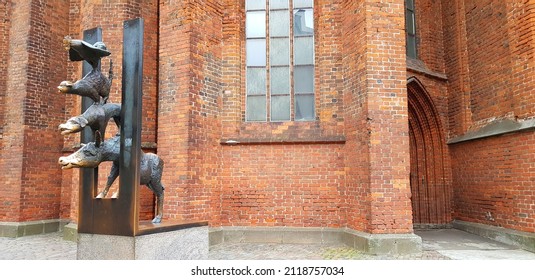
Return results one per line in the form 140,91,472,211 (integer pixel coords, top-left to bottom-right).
0,232,450,260
0,232,77,260
208,243,451,260
2,229,534,260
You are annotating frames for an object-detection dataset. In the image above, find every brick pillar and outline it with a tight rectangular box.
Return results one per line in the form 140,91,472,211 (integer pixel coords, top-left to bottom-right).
343,0,414,235
365,0,412,234
158,0,223,223
0,0,70,224
0,1,10,140
342,0,371,233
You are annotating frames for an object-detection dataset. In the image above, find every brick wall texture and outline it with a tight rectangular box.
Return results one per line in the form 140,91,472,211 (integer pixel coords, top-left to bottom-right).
0,0,533,235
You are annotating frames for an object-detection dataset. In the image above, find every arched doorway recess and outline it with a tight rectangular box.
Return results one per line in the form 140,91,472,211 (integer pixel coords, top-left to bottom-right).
408,77,451,226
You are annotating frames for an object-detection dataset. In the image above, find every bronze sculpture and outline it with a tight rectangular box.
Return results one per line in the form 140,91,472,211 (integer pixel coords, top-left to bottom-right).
58,33,165,224
59,133,165,224
59,36,113,104
58,103,121,138
63,36,111,69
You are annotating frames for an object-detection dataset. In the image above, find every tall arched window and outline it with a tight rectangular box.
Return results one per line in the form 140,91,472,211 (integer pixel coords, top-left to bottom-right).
405,0,417,58
245,0,315,122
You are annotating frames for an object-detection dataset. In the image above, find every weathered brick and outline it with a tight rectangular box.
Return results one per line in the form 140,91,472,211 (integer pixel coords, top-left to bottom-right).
0,0,533,237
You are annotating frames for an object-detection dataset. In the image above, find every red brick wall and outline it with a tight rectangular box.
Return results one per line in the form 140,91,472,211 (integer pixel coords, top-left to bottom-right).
220,144,345,227
340,0,414,234
0,1,10,140
445,0,535,133
0,0,70,222
0,0,25,222
404,0,452,226
366,0,413,234
414,0,446,74
444,0,535,233
158,0,223,223
464,0,513,123
217,0,348,229
442,0,472,136
451,132,535,233
3,0,532,237
506,0,535,119
341,0,370,232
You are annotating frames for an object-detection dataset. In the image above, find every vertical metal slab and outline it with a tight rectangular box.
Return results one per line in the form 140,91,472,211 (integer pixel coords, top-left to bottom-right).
118,18,144,236
77,20,144,236
78,28,101,233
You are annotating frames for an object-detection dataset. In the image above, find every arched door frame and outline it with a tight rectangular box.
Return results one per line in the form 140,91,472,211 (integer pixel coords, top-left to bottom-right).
407,77,451,226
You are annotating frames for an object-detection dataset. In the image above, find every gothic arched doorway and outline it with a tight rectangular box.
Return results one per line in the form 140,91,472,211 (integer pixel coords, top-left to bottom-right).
408,78,451,226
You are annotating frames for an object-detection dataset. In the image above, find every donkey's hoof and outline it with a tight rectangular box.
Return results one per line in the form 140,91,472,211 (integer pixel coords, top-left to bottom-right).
96,193,105,199
151,216,162,224
111,192,118,199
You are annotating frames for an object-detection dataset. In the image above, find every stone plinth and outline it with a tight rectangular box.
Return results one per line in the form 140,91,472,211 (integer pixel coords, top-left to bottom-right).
77,221,208,260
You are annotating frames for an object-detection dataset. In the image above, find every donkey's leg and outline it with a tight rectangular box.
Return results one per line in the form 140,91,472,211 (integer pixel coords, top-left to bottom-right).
148,181,165,223
96,162,119,199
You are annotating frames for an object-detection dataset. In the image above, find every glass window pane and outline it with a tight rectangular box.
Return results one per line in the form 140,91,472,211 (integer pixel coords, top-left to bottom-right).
294,9,314,36
270,0,289,10
270,38,289,66
247,11,266,38
407,35,417,58
294,36,313,65
270,66,290,94
295,94,315,121
247,95,267,121
247,68,266,95
406,12,415,35
293,0,313,8
270,10,290,37
247,39,266,66
247,0,265,11
271,95,291,121
294,65,314,93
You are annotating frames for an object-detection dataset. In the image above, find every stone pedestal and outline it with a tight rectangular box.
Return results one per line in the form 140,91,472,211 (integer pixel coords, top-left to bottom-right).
77,222,208,260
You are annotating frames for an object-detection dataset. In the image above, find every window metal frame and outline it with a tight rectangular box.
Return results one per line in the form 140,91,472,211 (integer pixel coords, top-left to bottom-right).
245,0,316,122
405,0,417,58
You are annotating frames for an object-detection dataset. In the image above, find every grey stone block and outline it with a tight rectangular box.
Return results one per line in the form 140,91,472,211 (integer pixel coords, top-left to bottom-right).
282,230,322,244
0,223,19,238
216,227,345,245
0,219,67,238
209,228,223,246
136,226,208,260
343,229,422,255
78,234,135,260
77,226,209,260
242,229,282,243
44,220,60,233
223,229,245,243
212,226,421,255
321,229,344,244
63,223,78,242
23,223,44,236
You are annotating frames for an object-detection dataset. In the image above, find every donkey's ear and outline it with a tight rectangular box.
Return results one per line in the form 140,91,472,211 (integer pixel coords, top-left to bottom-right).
95,131,102,148
78,117,89,128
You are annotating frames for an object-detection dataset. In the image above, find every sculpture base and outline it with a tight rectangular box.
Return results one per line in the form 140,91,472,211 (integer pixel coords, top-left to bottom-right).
77,221,208,260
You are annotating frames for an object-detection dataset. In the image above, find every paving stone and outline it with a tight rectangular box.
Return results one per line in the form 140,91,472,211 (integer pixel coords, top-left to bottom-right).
1,229,534,260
